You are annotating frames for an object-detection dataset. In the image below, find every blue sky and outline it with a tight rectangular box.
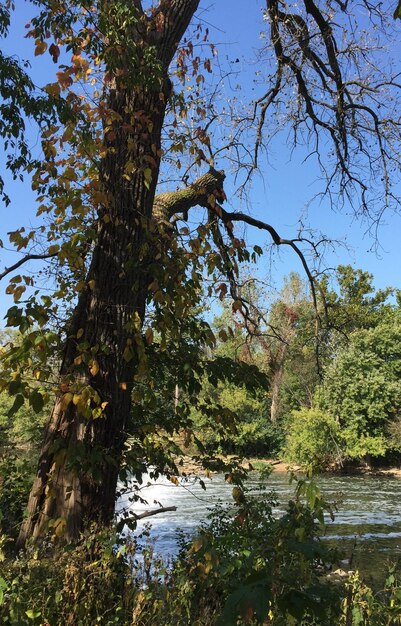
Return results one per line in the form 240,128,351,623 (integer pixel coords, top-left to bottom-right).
1,1,401,323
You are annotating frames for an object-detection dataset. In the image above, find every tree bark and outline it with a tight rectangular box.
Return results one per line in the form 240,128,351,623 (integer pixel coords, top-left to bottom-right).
270,361,285,424
17,0,201,547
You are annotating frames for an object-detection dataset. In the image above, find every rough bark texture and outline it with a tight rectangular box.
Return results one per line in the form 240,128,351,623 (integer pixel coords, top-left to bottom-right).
18,0,201,547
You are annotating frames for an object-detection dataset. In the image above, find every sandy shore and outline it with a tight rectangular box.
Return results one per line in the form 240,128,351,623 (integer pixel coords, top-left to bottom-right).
177,456,401,478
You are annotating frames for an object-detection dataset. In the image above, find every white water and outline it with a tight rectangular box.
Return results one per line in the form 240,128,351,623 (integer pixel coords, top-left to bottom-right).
117,472,401,578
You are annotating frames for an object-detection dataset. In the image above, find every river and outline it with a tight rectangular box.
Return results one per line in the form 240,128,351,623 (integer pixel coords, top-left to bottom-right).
118,471,401,583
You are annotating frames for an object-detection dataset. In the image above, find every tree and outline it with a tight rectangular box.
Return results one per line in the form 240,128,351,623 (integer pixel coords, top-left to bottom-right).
317,313,401,462
320,265,394,342
0,2,60,206
283,407,341,470
8,0,213,546
0,0,400,546
216,273,318,423
264,274,318,422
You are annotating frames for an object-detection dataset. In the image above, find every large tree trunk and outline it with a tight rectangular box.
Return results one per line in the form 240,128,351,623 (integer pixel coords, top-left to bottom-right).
17,0,200,547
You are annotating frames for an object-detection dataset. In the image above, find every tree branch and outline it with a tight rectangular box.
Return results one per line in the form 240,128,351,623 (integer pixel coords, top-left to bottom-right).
0,170,225,286
0,251,58,282
127,505,177,521
218,207,321,341
261,0,401,218
153,168,225,222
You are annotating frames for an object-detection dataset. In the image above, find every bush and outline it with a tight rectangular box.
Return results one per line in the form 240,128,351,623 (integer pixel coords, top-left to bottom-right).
192,385,285,458
0,455,35,541
283,408,343,470
0,528,138,626
213,419,285,458
131,478,343,625
0,482,401,625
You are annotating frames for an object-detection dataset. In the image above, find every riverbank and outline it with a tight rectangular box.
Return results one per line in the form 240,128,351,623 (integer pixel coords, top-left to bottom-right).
260,459,401,478
178,455,401,478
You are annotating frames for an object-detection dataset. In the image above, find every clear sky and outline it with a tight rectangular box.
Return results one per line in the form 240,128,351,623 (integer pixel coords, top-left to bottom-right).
1,0,401,323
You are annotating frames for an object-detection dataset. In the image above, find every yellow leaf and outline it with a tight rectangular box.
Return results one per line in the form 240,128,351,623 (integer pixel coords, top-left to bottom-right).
88,279,95,290
13,285,26,302
34,39,47,56
74,355,83,366
145,328,154,344
123,346,134,362
125,161,137,174
76,328,84,339
56,70,73,89
53,518,66,537
61,392,73,409
89,359,99,376
192,538,203,552
143,167,152,189
44,82,61,98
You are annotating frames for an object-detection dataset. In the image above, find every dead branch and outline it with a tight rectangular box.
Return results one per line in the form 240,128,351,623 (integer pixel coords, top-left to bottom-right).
220,207,319,317
128,505,177,521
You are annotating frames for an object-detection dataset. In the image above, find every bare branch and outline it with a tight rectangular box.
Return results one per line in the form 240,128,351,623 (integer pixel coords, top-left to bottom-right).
0,252,58,283
256,0,401,219
126,505,177,522
220,207,318,312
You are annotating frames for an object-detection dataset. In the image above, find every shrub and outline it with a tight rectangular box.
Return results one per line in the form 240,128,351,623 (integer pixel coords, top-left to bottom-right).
0,479,400,625
0,528,137,626
283,408,343,470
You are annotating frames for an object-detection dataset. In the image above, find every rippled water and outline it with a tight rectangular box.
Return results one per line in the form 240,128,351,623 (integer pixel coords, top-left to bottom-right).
117,472,401,582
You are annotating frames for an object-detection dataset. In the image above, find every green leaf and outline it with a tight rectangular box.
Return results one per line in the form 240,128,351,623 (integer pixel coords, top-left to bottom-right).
143,167,152,190
8,393,24,416
0,577,7,606
394,1,401,19
30,391,44,413
25,608,41,619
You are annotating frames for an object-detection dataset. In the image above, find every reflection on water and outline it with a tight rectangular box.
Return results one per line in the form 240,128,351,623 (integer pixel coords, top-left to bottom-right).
117,472,401,582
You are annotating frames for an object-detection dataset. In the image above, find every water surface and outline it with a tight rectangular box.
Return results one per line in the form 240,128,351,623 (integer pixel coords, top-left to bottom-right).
118,472,401,582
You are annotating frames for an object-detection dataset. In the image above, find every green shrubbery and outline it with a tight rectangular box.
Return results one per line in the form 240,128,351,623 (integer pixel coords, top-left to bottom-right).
0,455,35,541
0,528,136,626
191,382,284,458
1,477,401,625
283,408,342,471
